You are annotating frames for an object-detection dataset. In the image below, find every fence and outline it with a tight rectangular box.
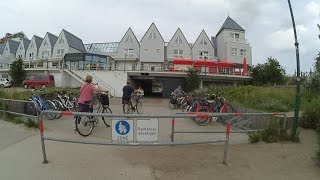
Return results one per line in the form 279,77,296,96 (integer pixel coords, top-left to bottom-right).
0,98,288,166
38,110,232,165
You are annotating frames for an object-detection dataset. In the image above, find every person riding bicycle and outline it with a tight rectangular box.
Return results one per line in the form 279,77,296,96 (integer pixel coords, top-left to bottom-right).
135,86,144,100
78,75,106,113
173,85,183,98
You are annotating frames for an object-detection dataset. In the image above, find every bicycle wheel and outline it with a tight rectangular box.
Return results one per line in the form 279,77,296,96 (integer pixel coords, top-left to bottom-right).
101,106,112,127
136,102,143,114
75,116,94,137
193,107,211,126
43,100,57,120
169,101,175,110
217,103,237,124
51,100,63,119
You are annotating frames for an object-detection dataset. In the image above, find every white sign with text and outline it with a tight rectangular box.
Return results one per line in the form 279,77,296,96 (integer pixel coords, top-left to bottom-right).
136,118,159,142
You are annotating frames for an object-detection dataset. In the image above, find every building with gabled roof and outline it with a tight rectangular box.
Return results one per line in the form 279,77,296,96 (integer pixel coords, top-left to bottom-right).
192,29,215,61
166,28,192,65
115,27,140,71
52,29,86,60
16,38,31,60
38,32,58,59
25,35,44,60
139,23,165,71
2,40,20,61
215,16,252,66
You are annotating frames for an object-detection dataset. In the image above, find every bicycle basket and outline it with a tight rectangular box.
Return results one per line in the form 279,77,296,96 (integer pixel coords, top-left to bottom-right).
99,94,109,106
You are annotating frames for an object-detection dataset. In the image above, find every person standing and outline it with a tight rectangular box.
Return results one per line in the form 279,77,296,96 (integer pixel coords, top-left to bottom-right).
78,75,106,112
122,80,134,113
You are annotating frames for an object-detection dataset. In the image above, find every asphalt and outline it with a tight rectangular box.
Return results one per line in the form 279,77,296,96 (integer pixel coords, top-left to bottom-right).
0,97,249,180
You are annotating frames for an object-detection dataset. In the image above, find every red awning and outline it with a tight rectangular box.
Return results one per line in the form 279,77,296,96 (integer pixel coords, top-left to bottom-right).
193,60,218,66
216,61,236,67
172,58,194,65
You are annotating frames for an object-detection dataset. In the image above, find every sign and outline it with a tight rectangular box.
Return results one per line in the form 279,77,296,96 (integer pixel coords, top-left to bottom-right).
112,120,133,142
136,118,159,142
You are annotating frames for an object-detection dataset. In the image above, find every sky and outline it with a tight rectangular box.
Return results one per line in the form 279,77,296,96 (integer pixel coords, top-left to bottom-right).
1,0,320,74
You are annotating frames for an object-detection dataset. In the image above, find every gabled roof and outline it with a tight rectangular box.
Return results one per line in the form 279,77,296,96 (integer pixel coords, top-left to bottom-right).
167,28,190,47
8,40,20,53
33,35,44,48
119,27,140,45
0,44,5,54
140,23,165,43
216,16,245,36
193,30,214,47
62,29,86,52
47,32,58,46
23,39,31,49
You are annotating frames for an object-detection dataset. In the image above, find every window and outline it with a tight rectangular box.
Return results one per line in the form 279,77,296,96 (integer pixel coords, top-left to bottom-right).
144,49,149,54
174,36,182,43
240,49,246,56
125,36,133,43
148,31,157,39
59,38,64,44
199,51,208,59
20,46,23,50
155,49,160,54
30,43,34,48
44,41,47,46
231,48,237,56
230,33,240,42
200,38,208,45
128,48,134,53
173,49,183,58
57,49,64,57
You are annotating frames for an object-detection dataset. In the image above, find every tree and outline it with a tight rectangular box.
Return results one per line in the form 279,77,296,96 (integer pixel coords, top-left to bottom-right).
308,25,320,92
186,67,200,92
9,59,26,86
251,57,285,85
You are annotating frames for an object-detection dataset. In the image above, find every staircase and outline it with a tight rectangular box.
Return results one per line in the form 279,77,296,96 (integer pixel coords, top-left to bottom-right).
63,68,116,96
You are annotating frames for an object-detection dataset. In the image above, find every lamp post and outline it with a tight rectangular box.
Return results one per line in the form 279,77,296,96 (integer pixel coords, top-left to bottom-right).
287,0,300,139
124,52,127,72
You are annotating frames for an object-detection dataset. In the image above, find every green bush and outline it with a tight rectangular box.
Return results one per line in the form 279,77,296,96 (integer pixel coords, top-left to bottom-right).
23,119,38,128
247,131,262,143
261,126,279,143
301,97,320,129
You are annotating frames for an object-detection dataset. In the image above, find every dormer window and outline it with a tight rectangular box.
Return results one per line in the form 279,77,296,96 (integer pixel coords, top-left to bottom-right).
200,38,208,45
149,31,157,39
175,36,182,43
125,36,133,43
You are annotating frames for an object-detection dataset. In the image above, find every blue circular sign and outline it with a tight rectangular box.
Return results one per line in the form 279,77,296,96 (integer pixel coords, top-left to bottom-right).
115,120,130,135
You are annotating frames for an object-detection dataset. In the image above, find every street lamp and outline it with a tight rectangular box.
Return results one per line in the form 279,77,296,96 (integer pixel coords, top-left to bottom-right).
287,0,301,139
124,52,127,72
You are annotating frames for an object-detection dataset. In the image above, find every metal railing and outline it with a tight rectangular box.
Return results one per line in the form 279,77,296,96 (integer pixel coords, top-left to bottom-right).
37,111,232,165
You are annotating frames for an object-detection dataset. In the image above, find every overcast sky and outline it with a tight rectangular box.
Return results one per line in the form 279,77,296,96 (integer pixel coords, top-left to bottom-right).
1,0,320,74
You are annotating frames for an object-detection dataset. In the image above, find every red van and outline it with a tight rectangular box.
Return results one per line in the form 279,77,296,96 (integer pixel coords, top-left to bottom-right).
23,74,55,89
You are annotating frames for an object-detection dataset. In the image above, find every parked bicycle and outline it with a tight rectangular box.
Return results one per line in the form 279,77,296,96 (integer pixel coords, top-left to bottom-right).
123,93,143,114
27,94,57,120
74,92,112,137
52,91,78,119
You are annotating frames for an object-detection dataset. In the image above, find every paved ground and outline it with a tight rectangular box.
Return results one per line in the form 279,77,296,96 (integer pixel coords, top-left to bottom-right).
0,97,319,180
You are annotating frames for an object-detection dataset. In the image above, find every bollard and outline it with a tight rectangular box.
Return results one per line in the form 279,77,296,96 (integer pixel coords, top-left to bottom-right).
39,118,48,164
171,118,175,142
222,123,231,165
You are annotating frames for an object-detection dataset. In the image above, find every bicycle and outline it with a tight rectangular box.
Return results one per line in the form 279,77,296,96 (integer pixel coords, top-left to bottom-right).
52,91,78,119
123,93,143,114
28,94,57,120
75,92,112,137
